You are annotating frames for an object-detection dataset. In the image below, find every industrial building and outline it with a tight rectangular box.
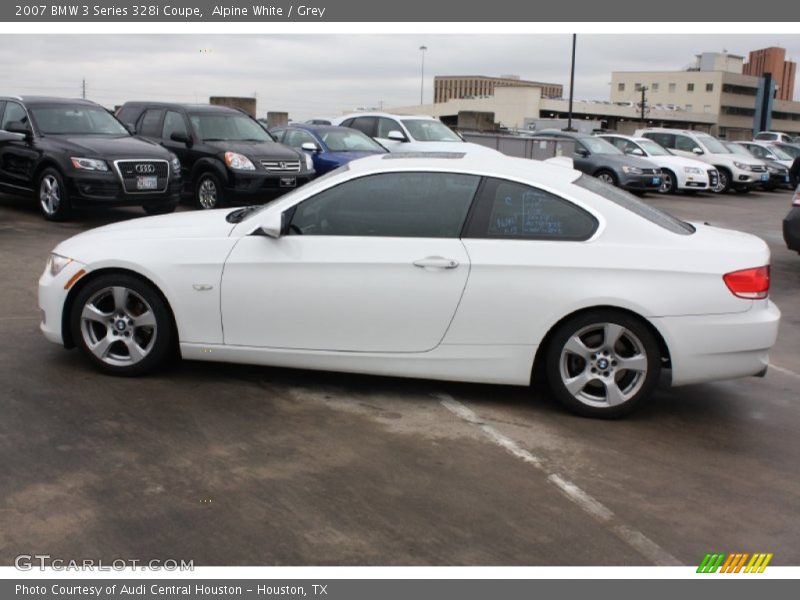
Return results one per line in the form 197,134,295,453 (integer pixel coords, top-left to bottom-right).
433,75,563,103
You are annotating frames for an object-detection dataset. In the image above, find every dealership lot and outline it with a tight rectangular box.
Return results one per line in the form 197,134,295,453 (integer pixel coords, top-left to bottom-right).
0,188,798,566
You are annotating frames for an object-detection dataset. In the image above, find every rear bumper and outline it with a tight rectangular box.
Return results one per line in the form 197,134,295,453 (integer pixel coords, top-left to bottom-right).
783,207,800,252
652,300,781,386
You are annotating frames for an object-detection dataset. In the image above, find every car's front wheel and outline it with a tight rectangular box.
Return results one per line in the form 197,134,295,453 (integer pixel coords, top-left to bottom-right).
595,170,618,187
70,274,173,376
195,172,224,210
658,169,677,194
37,168,72,221
545,310,661,418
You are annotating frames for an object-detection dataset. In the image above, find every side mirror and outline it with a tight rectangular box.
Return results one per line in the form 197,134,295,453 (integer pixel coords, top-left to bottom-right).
692,147,704,155
628,148,645,156
387,130,407,142
301,142,319,152
6,121,32,140
576,148,590,157
170,131,192,147
259,210,284,238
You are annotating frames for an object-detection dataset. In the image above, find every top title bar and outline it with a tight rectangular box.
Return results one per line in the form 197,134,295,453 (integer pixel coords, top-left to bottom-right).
0,0,788,22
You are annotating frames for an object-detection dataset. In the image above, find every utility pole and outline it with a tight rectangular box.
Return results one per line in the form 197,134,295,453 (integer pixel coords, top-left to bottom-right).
419,45,428,105
640,86,648,123
567,34,576,131
81,78,86,99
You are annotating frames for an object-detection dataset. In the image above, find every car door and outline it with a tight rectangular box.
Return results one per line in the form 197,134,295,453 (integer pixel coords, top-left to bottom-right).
159,110,193,180
374,117,407,151
0,101,39,191
671,134,703,159
571,140,594,173
220,171,480,352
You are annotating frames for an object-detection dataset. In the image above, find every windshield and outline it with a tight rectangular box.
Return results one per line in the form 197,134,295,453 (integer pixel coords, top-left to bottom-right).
189,113,272,142
319,129,385,152
31,105,128,136
697,135,729,154
767,145,792,160
637,139,670,156
402,119,462,142
777,143,800,158
725,143,753,157
581,137,623,155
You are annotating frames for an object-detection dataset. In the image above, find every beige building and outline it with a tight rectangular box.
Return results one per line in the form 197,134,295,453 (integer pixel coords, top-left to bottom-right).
434,75,563,103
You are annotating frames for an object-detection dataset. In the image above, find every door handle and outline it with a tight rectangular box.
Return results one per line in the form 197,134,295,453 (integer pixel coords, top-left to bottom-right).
413,256,459,269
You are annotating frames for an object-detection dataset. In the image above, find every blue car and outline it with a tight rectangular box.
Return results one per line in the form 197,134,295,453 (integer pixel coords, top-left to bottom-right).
271,124,387,175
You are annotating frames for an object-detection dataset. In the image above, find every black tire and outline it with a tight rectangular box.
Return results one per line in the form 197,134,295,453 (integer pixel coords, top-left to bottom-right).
143,202,178,216
734,186,751,194
714,167,731,193
544,310,661,418
70,273,174,376
37,167,72,221
194,172,224,210
595,170,618,187
659,169,677,194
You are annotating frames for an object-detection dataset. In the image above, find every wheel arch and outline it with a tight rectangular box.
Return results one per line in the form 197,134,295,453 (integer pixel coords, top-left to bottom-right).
530,304,672,386
61,267,180,355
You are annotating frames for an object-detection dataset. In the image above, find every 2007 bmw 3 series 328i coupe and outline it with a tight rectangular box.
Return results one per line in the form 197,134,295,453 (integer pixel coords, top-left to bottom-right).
39,152,781,418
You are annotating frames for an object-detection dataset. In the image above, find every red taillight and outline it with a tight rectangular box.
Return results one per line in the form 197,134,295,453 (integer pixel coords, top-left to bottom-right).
723,266,770,299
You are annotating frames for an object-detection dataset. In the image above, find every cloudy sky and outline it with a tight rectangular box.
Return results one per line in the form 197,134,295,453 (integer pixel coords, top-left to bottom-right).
1,34,799,119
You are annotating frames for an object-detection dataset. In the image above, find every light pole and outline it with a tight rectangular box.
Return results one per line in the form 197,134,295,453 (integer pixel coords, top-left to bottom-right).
419,45,428,105
567,34,576,131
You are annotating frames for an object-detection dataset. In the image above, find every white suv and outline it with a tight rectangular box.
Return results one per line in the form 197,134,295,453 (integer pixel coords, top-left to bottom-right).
754,131,794,143
635,128,768,193
333,112,498,155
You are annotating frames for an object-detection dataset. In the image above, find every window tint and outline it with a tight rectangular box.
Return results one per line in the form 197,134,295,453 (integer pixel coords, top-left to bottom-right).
575,175,694,235
288,172,480,238
349,117,376,137
162,110,187,140
465,178,597,241
747,145,768,158
674,135,700,152
138,109,163,137
284,129,317,149
2,102,28,130
645,132,675,149
376,117,401,138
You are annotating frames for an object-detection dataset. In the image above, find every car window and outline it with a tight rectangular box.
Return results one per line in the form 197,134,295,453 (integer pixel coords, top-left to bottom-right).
696,134,729,154
575,175,694,235
376,117,402,138
270,128,286,141
162,110,187,140
603,137,627,151
288,172,480,238
464,178,598,241
643,132,675,149
318,129,385,152
138,109,164,137
580,137,623,155
1,101,28,130
284,129,318,149
349,117,376,137
674,135,701,153
402,119,462,142
30,104,127,135
189,113,271,142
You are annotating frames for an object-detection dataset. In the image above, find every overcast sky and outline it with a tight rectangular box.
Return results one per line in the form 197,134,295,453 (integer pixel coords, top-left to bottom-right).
1,34,799,119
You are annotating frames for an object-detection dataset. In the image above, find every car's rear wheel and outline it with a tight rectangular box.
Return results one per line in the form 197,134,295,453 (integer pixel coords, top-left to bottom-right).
70,274,173,376
195,172,224,210
658,169,677,194
545,310,661,418
595,170,618,186
37,168,71,221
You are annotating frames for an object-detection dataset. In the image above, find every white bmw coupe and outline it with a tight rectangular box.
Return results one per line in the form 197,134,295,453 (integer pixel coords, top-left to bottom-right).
39,152,780,417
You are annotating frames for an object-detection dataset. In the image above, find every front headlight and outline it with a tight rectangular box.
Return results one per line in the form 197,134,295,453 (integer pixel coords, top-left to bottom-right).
47,253,73,277
224,152,256,171
303,152,314,171
622,165,643,175
170,156,181,173
684,166,703,174
733,161,757,171
70,157,108,172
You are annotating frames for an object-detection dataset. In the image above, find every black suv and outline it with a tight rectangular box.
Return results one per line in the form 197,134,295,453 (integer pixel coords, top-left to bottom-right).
116,102,315,209
0,96,181,221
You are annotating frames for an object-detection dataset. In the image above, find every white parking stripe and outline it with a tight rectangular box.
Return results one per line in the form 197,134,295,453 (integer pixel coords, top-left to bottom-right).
436,393,682,566
769,363,800,380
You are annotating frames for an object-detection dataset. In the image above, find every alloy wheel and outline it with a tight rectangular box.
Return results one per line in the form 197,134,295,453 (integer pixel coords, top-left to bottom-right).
39,174,61,216
198,178,218,209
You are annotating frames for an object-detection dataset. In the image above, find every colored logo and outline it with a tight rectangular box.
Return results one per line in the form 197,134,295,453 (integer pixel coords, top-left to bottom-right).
697,552,773,573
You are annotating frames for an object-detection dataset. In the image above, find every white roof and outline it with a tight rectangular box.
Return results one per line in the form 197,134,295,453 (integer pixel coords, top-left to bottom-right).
337,111,438,121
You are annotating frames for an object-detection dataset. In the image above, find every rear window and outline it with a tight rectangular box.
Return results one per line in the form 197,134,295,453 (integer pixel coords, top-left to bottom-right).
575,175,695,235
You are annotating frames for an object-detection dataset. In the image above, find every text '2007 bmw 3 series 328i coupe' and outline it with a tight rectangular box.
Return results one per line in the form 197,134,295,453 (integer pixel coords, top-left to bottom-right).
38,152,780,418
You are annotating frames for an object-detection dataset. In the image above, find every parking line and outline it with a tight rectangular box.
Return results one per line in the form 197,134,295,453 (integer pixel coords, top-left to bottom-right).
769,363,800,380
435,393,682,566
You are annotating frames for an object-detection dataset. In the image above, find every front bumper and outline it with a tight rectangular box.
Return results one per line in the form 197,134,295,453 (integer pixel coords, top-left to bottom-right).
764,171,792,188
66,171,181,208
620,172,662,192
676,170,711,190
226,169,315,201
783,207,800,252
652,300,781,387
39,259,89,346
731,169,768,188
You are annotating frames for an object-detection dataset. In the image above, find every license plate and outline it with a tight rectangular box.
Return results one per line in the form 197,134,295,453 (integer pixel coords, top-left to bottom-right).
652,177,661,185
280,177,296,188
761,173,769,182
136,176,158,190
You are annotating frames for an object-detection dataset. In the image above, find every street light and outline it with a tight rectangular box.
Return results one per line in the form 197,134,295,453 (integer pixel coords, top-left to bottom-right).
419,45,428,105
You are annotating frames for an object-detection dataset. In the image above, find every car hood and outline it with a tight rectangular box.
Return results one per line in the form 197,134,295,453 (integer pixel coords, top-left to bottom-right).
55,210,237,258
48,134,171,159
205,140,300,160
654,155,711,171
